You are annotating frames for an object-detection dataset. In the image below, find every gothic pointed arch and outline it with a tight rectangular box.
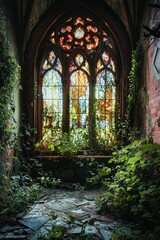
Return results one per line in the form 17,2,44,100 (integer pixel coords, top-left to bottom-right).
23,0,131,149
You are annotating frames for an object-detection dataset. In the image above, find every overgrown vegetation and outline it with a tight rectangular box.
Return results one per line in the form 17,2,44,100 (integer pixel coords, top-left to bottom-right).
0,14,159,240
0,20,42,224
0,19,21,221
37,212,101,240
86,43,160,239
35,128,89,156
0,175,41,224
117,44,143,146
87,139,160,238
0,20,19,190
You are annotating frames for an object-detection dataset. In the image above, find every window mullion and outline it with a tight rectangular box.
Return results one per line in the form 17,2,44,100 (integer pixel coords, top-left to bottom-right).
62,78,70,133
89,66,96,148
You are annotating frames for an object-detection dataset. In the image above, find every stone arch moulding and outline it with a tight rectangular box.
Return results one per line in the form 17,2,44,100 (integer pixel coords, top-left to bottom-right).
23,0,132,140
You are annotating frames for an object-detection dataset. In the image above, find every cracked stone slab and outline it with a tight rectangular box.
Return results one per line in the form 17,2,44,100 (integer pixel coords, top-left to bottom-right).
70,208,89,220
67,226,82,234
72,200,90,207
94,221,109,230
19,216,49,231
91,214,113,222
82,204,98,214
51,217,69,229
85,225,98,234
46,200,74,211
3,233,27,239
31,226,52,240
0,226,11,233
23,204,47,218
100,230,112,240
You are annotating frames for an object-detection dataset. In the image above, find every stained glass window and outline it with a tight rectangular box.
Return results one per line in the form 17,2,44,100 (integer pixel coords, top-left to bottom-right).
95,51,116,146
41,51,62,140
39,15,117,150
50,16,112,51
69,54,89,130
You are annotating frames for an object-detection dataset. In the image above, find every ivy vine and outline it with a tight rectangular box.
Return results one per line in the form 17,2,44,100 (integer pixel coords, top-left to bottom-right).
117,43,143,146
0,20,20,191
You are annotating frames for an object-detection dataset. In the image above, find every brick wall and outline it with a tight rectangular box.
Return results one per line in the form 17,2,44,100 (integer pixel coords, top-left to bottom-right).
146,39,160,143
142,0,160,143
140,1,160,143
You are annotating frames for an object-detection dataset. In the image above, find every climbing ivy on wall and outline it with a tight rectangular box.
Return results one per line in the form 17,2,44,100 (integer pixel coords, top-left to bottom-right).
0,20,20,190
117,43,143,146
127,44,143,125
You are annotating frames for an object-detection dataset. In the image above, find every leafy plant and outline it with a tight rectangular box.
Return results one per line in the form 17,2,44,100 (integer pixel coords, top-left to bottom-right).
0,174,41,224
38,174,61,188
35,128,89,156
117,43,143,146
0,18,22,221
91,139,160,238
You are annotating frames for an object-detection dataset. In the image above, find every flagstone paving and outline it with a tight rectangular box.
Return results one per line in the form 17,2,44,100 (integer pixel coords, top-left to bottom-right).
0,187,118,240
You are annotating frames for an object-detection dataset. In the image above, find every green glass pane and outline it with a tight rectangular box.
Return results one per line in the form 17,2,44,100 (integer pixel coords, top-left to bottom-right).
42,69,62,139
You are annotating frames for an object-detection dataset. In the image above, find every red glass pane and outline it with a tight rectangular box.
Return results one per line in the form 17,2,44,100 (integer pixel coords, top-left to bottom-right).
62,44,71,50
66,26,72,32
67,34,73,42
92,27,98,33
59,37,64,45
93,36,99,46
85,35,90,42
74,17,84,25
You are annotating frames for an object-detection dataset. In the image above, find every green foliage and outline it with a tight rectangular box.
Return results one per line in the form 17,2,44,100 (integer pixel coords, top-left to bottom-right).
92,139,160,238
37,213,73,240
95,127,116,151
110,223,142,240
0,20,21,211
127,44,143,122
117,43,143,146
35,128,89,156
37,212,101,240
0,21,20,152
38,174,61,188
0,20,42,223
19,118,37,159
0,175,41,224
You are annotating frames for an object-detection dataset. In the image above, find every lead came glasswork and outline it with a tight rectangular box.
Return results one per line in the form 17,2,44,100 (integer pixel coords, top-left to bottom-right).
95,52,116,146
74,27,85,39
50,16,111,51
69,55,89,130
40,14,117,149
42,52,62,140
70,70,89,129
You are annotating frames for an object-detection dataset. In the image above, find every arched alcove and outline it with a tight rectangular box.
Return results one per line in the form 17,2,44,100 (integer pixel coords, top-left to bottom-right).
23,0,132,150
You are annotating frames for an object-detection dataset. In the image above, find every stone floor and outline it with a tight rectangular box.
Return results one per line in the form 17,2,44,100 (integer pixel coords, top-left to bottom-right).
0,185,119,240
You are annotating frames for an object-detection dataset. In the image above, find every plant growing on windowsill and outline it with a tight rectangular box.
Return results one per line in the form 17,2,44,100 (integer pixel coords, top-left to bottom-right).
35,128,89,157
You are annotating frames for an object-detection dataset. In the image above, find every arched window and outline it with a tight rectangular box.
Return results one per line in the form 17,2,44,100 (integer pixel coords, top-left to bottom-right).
69,54,89,130
95,51,116,147
39,15,117,150
41,51,63,141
